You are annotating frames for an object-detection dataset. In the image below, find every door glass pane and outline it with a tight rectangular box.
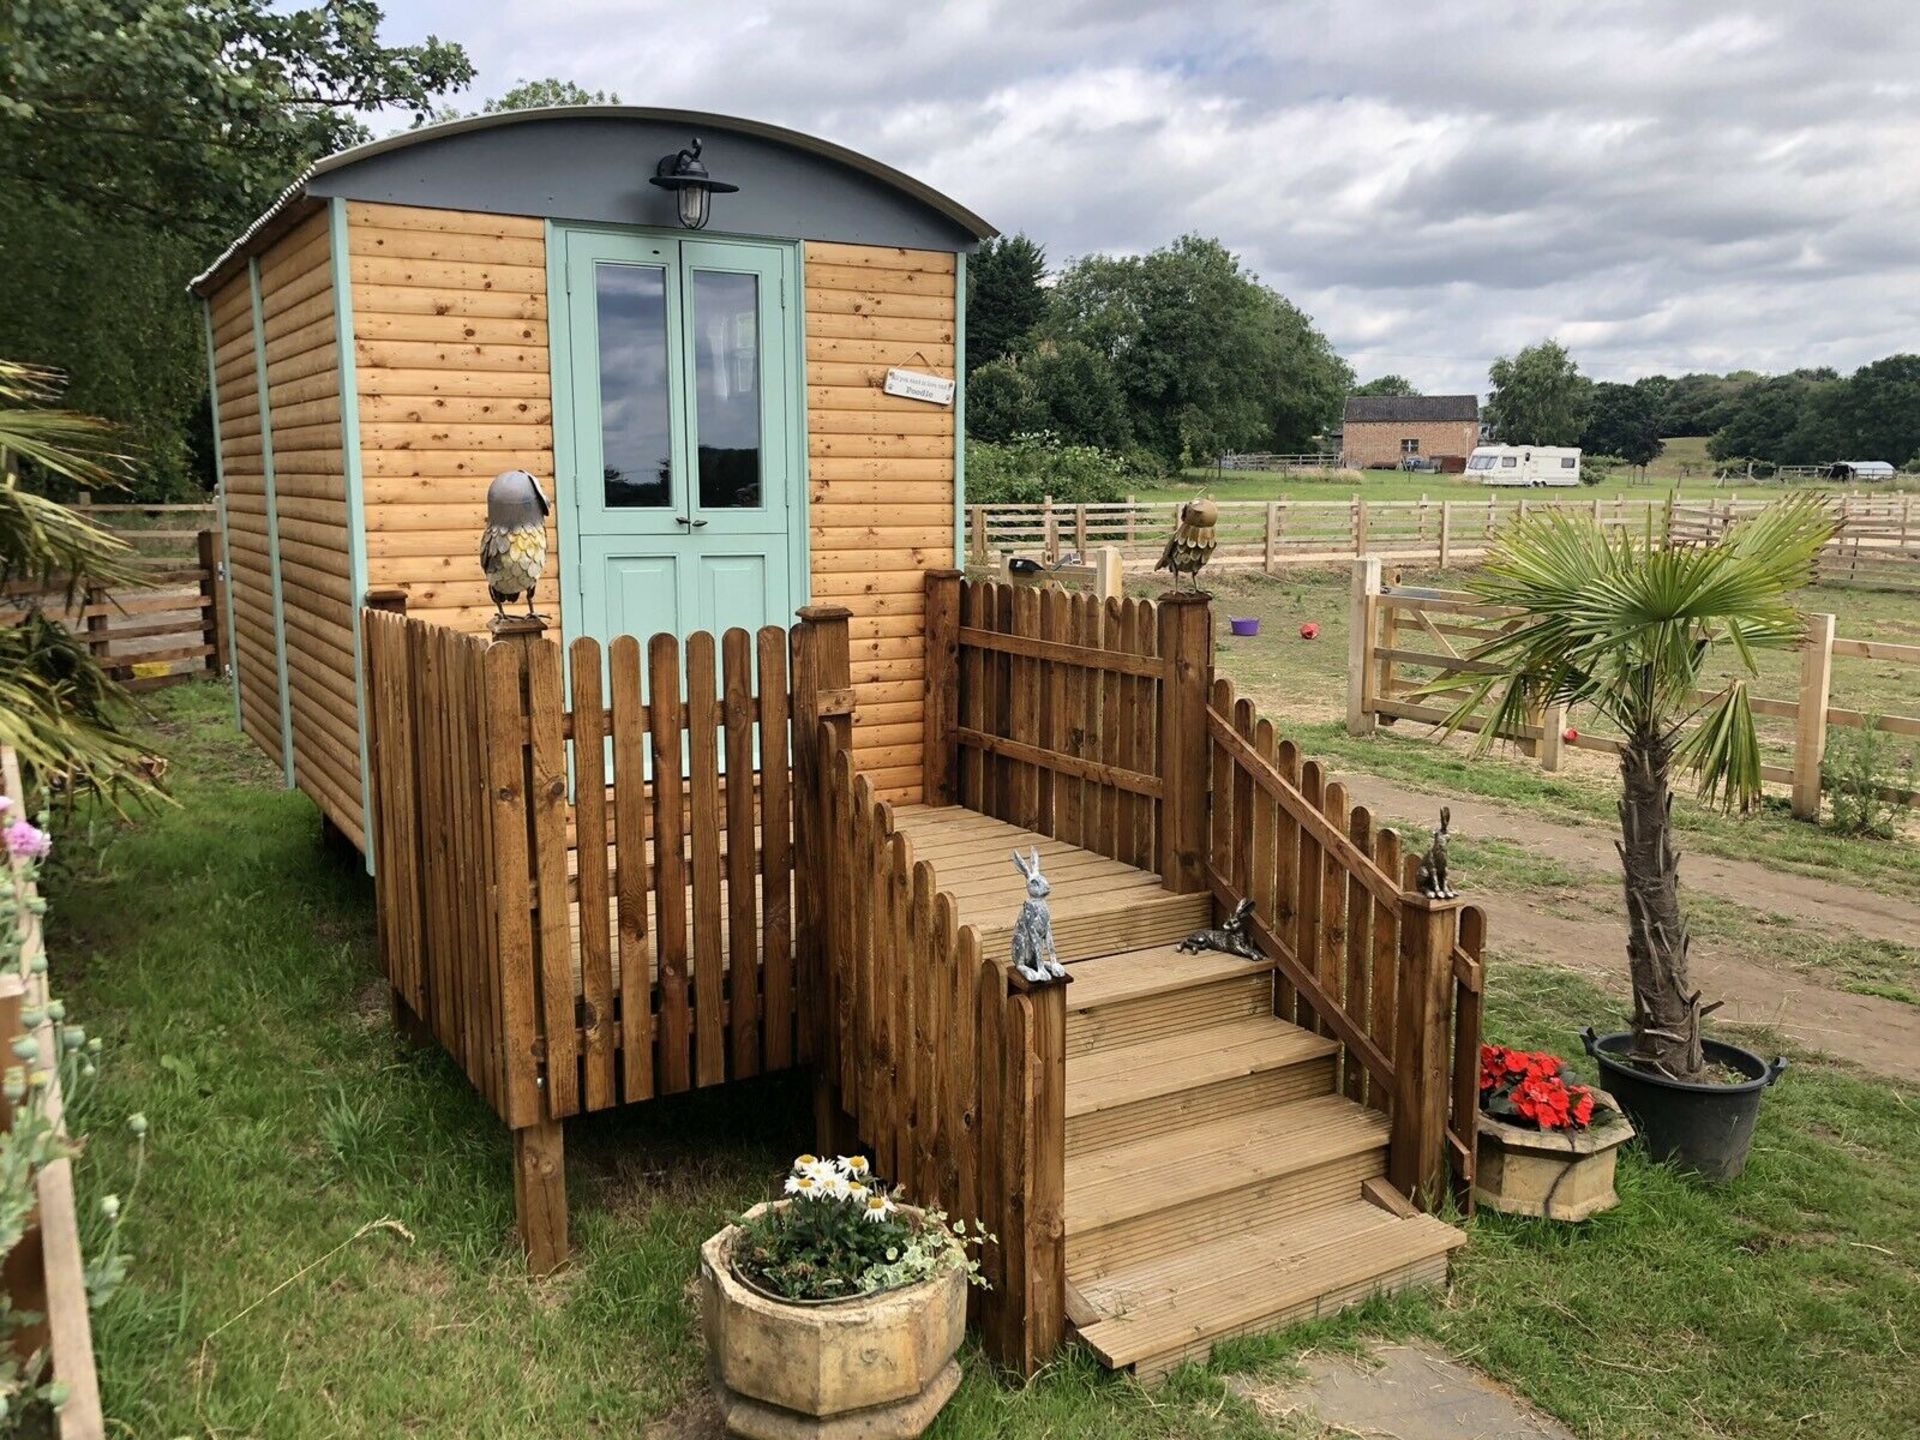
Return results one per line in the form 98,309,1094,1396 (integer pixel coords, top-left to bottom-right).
690,270,762,509
595,263,673,509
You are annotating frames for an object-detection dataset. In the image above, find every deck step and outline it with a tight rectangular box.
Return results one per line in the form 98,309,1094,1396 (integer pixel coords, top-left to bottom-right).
1065,945,1275,1056
1074,1199,1466,1381
1066,1016,1338,1154
978,889,1211,968
1066,1095,1389,1281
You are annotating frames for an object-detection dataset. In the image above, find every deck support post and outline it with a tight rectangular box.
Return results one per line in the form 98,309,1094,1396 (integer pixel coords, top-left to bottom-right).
1155,592,1213,894
1389,878,1461,1208
513,1117,568,1276
922,570,963,807
792,604,854,1082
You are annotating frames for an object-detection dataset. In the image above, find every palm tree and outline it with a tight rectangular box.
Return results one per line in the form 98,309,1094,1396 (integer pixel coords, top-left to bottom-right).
1,361,153,795
1433,497,1834,1081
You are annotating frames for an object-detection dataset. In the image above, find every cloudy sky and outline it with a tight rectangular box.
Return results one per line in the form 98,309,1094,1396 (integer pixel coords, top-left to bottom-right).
387,0,1920,397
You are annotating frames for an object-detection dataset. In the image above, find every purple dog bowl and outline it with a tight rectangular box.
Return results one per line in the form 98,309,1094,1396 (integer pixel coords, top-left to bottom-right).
1228,617,1261,637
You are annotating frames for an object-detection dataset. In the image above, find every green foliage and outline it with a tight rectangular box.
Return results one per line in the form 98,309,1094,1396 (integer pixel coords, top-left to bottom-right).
1581,382,1664,467
965,433,1137,506
1,0,473,238
966,359,1049,444
1816,354,1920,465
966,233,1048,373
1821,722,1916,839
0,2,473,500
420,75,621,125
1651,372,1755,438
1485,340,1592,447
1435,496,1835,813
1045,236,1350,465
729,1158,982,1303
1706,370,1841,465
1351,375,1420,397
1,829,143,1425
1,363,156,795
969,341,1132,450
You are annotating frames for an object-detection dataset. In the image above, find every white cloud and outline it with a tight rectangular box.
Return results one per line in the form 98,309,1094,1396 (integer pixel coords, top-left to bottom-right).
386,0,1920,397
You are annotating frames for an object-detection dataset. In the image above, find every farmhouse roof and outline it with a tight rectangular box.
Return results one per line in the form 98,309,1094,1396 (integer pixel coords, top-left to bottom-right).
1343,394,1480,424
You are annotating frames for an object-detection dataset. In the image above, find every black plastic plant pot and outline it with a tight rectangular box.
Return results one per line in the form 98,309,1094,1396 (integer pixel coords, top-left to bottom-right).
1581,1028,1787,1183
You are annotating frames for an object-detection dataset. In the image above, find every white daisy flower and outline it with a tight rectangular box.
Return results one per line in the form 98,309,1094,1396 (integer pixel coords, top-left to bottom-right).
847,1182,870,1204
844,1156,871,1178
861,1193,896,1224
786,1173,823,1200
793,1154,820,1171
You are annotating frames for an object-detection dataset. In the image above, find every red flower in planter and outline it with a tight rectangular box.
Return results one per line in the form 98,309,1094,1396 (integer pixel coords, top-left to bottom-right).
1479,1044,1608,1133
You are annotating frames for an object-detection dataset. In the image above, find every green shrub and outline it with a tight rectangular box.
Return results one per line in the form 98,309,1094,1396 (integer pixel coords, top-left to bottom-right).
1821,721,1917,838
964,432,1137,505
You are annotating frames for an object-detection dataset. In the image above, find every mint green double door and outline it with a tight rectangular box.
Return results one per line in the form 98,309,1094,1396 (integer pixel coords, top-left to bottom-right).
555,227,802,650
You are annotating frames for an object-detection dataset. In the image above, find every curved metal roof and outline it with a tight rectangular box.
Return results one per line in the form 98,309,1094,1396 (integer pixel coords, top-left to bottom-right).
192,106,995,294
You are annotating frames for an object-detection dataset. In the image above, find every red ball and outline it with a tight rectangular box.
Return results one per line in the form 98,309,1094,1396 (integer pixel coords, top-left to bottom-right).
1299,622,1320,640
1563,726,1579,743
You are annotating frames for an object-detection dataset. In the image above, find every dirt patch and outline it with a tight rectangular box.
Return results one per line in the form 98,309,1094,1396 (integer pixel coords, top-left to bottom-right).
1337,773,1920,1084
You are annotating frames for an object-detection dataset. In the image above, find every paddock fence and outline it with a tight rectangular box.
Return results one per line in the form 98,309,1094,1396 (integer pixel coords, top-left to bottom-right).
968,492,1917,587
1347,565,1920,819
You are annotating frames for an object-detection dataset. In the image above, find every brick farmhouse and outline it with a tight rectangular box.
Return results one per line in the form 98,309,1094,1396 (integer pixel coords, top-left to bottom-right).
1340,394,1480,468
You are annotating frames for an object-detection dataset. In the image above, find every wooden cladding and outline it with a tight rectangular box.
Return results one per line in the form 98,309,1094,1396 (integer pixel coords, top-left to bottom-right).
1204,679,1485,1209
258,208,363,846
803,242,959,804
348,202,558,637
814,737,1066,1375
209,272,282,765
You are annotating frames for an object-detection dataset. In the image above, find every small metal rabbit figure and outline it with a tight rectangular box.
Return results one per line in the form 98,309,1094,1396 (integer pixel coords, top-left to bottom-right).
1010,847,1068,984
1178,897,1264,961
1417,806,1457,899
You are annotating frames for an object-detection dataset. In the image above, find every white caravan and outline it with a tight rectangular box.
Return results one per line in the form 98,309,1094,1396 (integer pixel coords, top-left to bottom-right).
1467,445,1582,487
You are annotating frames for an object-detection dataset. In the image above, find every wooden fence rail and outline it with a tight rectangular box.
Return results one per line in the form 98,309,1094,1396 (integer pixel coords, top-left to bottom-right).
1202,690,1484,1206
2,750,105,1440
1,530,227,691
1348,566,1920,818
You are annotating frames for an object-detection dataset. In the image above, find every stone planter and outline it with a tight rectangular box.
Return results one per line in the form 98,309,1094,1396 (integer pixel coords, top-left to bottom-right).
700,1203,967,1440
1474,1094,1635,1221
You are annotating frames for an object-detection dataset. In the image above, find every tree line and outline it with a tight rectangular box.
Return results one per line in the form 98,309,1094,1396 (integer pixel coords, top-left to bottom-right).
963,234,1352,488
1481,340,1920,470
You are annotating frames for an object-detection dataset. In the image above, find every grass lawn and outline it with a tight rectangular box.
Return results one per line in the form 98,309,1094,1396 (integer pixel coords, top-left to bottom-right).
41,683,1920,1437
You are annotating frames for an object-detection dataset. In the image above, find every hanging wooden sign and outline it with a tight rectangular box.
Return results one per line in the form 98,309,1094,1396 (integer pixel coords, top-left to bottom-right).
883,368,956,406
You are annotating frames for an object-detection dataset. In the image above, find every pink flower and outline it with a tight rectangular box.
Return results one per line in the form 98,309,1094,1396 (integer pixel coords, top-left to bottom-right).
4,821,50,861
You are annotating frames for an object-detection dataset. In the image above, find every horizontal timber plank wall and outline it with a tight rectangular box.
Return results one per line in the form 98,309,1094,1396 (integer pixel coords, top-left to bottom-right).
804,241,959,803
346,201,560,639
258,208,364,846
209,272,283,765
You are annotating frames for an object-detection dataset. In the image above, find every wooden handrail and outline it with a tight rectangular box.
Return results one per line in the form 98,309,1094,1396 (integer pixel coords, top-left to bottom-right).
1205,706,1402,908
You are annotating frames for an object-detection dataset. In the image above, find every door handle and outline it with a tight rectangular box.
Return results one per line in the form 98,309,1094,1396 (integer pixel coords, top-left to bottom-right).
674,516,709,528
690,518,709,528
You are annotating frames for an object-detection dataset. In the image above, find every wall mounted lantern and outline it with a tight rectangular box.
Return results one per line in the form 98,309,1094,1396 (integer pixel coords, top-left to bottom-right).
650,137,738,231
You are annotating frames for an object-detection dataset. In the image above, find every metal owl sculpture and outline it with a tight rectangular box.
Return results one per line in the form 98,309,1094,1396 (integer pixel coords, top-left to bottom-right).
480,470,551,619
1155,497,1219,591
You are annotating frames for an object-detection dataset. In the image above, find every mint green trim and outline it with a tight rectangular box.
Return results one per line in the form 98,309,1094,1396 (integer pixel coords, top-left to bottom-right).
200,301,244,731
543,220,579,652
953,252,967,568
787,242,810,605
248,258,297,788
328,199,376,872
